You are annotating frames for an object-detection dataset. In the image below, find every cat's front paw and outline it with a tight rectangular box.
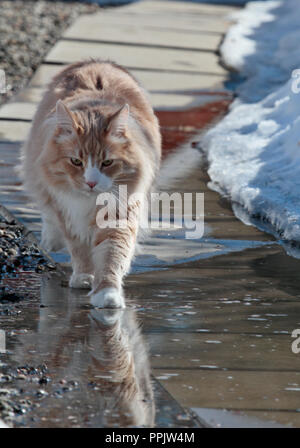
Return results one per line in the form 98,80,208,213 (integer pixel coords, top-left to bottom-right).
69,273,94,289
89,287,125,309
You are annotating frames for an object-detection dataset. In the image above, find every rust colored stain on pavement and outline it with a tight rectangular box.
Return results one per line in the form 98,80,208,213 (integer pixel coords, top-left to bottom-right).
155,97,231,155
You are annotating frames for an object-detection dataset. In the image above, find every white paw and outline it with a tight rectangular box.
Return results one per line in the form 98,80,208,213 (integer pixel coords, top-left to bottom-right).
69,273,94,289
90,287,125,309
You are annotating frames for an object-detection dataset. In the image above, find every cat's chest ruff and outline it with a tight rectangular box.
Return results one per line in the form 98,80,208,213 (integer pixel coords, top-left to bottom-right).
52,189,96,242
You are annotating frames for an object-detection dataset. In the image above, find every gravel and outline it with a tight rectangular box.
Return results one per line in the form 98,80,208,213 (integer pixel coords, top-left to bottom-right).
0,205,60,426
0,364,49,425
0,363,81,426
0,0,100,106
0,205,56,306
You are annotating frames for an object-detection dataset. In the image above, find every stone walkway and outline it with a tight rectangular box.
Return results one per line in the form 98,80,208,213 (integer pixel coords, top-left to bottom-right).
1,0,300,428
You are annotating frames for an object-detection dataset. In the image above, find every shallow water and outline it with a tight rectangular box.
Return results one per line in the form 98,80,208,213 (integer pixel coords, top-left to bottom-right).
0,272,200,427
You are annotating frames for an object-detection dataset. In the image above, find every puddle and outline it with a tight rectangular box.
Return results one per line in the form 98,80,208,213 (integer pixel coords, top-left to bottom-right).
0,273,199,427
192,407,286,428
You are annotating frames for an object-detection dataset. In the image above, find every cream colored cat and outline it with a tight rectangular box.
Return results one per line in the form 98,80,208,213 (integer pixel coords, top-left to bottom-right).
20,60,161,308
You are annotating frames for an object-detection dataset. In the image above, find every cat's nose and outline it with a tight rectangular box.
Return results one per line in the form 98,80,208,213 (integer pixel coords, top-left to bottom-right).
86,181,97,189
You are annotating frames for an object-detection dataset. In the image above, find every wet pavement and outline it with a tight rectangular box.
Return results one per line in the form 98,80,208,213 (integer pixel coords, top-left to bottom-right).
1,0,300,428
0,270,202,428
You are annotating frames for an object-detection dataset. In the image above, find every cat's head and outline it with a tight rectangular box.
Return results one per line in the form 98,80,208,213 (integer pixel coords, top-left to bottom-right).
42,100,139,195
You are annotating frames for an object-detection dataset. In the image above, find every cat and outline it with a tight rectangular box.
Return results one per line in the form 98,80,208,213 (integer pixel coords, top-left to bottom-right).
20,60,161,308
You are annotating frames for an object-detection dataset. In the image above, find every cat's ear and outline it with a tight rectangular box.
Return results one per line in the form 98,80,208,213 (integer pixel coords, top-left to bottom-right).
56,100,76,135
106,104,129,141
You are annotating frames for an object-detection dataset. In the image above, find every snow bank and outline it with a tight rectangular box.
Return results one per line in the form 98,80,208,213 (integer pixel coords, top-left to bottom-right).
202,0,300,244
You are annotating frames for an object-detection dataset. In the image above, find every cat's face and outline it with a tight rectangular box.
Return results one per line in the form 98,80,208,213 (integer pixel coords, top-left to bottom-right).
44,101,137,195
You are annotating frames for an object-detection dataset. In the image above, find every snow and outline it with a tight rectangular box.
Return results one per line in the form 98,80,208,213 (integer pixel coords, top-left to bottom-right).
202,0,300,246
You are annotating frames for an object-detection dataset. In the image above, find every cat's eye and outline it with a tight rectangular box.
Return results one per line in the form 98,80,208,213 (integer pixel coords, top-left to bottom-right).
102,159,113,167
70,157,83,167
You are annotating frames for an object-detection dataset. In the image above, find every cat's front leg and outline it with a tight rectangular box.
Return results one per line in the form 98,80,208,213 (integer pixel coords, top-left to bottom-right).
89,216,138,308
67,239,95,289
41,213,65,252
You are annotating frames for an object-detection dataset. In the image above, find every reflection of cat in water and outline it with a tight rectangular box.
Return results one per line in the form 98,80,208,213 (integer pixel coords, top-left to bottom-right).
50,307,155,427
87,309,155,427
15,279,155,427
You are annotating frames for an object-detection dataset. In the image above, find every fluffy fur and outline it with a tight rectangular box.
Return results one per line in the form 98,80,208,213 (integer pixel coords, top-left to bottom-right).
20,60,161,307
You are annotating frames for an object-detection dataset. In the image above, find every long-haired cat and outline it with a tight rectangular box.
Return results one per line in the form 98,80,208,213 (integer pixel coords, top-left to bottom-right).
20,60,161,308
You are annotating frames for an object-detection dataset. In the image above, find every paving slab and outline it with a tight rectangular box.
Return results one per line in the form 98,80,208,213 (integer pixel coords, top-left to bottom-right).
138,300,300,335
153,369,300,414
0,102,37,121
202,409,300,428
126,242,300,309
63,21,221,52
122,0,238,16
29,63,228,92
80,10,232,34
148,332,297,371
191,407,285,428
45,40,227,75
0,121,30,142
0,142,41,228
